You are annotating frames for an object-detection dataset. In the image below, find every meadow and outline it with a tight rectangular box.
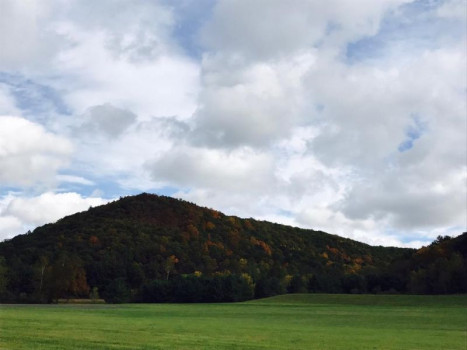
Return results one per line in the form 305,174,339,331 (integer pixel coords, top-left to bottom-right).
1,294,466,349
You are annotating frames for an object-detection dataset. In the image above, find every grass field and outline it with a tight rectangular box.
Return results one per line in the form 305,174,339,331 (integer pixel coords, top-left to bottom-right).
1,294,466,349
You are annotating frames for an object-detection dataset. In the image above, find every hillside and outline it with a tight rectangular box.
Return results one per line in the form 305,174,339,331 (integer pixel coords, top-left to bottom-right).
0,193,465,303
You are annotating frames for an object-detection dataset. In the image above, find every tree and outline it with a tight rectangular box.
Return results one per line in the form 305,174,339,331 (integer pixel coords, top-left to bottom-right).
255,276,285,298
103,278,130,303
46,255,90,301
288,275,307,293
165,255,179,280
37,256,49,301
0,256,8,297
90,286,100,300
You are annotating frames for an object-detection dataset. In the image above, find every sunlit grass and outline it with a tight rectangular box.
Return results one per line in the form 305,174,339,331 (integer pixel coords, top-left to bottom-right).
1,294,466,349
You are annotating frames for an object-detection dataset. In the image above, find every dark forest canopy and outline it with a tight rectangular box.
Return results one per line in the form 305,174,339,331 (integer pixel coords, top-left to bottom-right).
0,193,465,303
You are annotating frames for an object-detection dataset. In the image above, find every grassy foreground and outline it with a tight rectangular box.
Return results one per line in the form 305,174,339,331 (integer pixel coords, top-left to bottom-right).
1,294,466,349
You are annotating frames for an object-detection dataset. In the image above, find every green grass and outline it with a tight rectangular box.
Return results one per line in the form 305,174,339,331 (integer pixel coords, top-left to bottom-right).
1,294,466,349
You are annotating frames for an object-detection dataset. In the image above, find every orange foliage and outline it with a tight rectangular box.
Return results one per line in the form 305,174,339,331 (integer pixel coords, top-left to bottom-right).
89,235,100,245
326,245,339,255
250,237,272,256
210,210,221,219
341,253,351,262
168,255,179,264
69,267,90,297
206,240,225,250
326,245,351,262
354,257,364,265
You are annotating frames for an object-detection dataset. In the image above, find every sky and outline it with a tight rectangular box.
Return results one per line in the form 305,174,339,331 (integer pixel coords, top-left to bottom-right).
0,0,465,248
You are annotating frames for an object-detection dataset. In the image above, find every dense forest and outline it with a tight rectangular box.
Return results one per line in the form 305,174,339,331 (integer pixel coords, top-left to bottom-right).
0,193,465,303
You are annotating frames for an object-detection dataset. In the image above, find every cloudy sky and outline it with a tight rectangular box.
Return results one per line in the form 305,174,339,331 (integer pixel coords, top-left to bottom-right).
0,0,465,247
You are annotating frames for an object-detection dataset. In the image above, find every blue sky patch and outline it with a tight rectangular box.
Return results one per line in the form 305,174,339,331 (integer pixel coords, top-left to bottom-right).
165,0,216,59
346,0,464,64
0,72,71,119
398,116,427,152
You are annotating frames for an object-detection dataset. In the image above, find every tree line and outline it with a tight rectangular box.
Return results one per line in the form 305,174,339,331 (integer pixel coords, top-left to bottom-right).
0,194,465,303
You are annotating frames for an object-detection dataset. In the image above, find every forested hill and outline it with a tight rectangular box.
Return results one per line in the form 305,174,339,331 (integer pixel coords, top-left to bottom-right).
0,193,465,303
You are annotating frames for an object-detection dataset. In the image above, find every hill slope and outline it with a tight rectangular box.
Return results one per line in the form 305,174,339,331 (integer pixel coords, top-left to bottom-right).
0,193,465,302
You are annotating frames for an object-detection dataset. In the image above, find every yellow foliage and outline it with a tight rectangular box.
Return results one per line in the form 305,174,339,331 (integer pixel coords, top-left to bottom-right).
241,273,255,287
205,221,215,230
354,257,364,265
228,216,238,225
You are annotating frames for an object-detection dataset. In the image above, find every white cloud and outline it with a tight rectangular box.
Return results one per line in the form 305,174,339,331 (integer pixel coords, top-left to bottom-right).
0,0,61,70
54,32,200,119
56,175,94,186
0,0,200,192
0,116,72,187
0,0,200,120
68,116,183,188
303,45,467,234
4,192,106,225
0,192,108,241
0,215,23,241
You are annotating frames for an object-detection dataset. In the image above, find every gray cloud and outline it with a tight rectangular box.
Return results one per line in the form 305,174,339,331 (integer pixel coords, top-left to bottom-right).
200,0,325,60
338,170,465,230
75,104,137,138
146,146,276,193
200,0,408,60
189,53,312,148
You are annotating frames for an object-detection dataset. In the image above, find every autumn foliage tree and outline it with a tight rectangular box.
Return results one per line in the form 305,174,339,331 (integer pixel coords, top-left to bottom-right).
46,255,90,301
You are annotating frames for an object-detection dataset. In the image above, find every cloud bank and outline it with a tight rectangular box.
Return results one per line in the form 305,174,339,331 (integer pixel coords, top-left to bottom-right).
0,0,465,247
